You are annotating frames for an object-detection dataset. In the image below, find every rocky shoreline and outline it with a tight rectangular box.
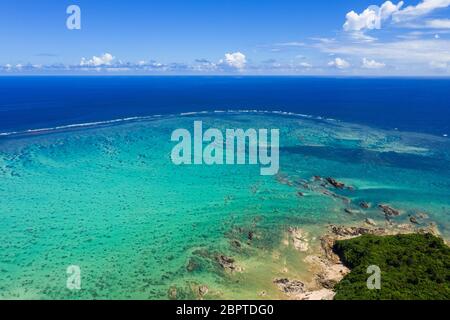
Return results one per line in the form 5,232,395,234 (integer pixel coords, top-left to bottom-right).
171,175,447,300
178,216,442,300
275,219,442,300
269,175,446,299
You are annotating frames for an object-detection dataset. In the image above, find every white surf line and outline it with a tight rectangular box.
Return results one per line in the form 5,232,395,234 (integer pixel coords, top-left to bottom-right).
0,109,337,137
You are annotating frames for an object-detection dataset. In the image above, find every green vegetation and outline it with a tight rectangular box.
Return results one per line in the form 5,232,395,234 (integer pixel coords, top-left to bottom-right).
333,233,450,300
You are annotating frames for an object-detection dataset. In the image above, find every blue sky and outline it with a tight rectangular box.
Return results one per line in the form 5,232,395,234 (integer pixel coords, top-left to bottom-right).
1,0,450,75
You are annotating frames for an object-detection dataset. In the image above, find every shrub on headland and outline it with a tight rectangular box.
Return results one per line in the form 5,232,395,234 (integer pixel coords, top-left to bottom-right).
333,233,450,300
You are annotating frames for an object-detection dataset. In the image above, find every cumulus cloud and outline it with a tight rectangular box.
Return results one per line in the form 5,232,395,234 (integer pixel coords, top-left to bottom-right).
362,58,386,68
343,1,404,32
76,53,248,73
80,53,115,67
344,0,450,33
1,53,250,74
221,52,247,69
328,57,350,69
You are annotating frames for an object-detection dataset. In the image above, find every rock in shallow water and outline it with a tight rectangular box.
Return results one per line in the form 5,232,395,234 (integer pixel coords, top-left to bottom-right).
273,278,305,295
360,202,370,209
288,227,309,252
215,254,242,272
410,216,419,224
379,204,401,217
198,285,209,297
325,177,345,189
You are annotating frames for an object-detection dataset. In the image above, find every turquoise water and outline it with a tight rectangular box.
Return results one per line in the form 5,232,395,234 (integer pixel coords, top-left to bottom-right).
0,112,449,299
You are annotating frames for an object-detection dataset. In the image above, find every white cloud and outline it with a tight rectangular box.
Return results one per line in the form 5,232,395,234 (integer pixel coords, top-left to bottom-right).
192,59,218,72
362,58,386,68
425,19,450,28
343,1,404,32
349,31,378,42
344,0,450,33
0,63,46,72
80,53,115,67
316,39,450,73
274,42,305,47
430,60,448,69
310,37,336,44
221,52,247,69
394,0,450,22
299,62,313,68
328,57,350,69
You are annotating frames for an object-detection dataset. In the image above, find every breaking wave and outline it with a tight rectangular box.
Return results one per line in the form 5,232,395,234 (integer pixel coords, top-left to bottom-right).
0,109,338,138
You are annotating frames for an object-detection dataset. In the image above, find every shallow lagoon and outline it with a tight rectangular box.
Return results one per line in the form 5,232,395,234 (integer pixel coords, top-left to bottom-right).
0,112,449,299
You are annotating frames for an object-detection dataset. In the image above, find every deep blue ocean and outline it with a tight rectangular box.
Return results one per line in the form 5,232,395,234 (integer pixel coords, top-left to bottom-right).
0,76,449,136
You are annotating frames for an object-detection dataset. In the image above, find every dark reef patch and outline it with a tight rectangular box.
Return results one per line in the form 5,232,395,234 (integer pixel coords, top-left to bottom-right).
281,145,449,172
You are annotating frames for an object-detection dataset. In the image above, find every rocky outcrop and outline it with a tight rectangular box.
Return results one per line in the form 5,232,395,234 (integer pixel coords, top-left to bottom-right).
288,227,309,252
303,222,418,298
186,257,200,272
198,285,209,297
417,222,440,237
410,216,419,224
216,255,235,270
360,202,370,209
273,278,306,295
216,254,242,272
322,190,351,204
379,204,400,218
317,224,388,269
230,239,242,248
296,288,336,300
276,173,294,187
168,286,178,300
344,208,360,215
325,177,345,189
417,212,429,219
320,235,341,264
274,218,442,300
328,225,385,237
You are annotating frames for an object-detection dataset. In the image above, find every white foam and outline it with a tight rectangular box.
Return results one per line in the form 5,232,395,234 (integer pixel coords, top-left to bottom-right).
0,109,335,138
